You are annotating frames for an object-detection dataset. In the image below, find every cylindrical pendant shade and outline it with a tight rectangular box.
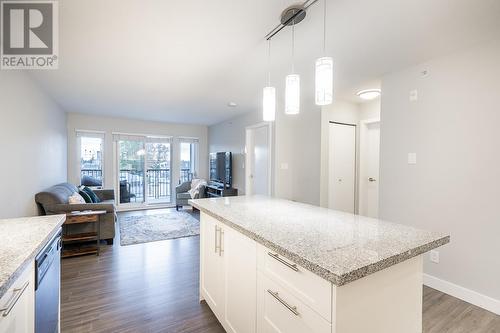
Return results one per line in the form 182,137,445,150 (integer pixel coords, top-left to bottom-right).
263,86,276,122
285,74,300,115
315,57,333,106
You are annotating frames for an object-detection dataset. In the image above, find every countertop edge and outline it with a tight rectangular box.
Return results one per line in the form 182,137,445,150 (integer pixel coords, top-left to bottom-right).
0,215,65,299
191,201,450,286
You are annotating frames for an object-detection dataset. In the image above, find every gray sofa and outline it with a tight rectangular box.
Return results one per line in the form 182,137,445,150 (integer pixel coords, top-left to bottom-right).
176,181,206,210
35,183,116,244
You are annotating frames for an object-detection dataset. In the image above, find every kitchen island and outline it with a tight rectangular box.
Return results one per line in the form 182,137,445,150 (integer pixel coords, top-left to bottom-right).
190,196,450,333
0,215,65,333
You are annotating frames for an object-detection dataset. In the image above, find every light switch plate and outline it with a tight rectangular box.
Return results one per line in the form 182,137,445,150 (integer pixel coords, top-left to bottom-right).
409,89,418,102
280,163,289,170
430,250,439,264
408,153,417,164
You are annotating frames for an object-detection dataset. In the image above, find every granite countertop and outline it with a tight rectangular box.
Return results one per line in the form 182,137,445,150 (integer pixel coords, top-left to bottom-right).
190,196,450,286
0,215,65,299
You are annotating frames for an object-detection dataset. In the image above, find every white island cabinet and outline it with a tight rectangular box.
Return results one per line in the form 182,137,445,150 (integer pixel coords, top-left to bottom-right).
200,213,257,333
194,196,450,333
0,263,35,333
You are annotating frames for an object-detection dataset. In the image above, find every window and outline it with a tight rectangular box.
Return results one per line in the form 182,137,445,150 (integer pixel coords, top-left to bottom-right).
179,138,199,183
77,131,104,187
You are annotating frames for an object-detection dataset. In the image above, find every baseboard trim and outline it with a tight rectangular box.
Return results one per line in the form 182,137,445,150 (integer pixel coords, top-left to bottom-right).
423,274,500,315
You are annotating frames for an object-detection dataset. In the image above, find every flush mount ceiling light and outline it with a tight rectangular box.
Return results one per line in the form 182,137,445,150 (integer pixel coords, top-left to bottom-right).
227,102,238,107
356,89,381,100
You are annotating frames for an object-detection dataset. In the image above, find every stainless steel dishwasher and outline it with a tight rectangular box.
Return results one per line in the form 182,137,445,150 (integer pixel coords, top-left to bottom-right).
35,230,61,333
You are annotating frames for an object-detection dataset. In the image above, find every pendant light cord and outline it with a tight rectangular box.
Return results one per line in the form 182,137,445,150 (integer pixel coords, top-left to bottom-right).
291,22,295,73
323,0,327,54
267,39,272,86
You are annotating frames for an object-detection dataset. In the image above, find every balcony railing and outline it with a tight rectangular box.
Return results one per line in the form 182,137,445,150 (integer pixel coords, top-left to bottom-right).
81,169,102,180
81,168,193,204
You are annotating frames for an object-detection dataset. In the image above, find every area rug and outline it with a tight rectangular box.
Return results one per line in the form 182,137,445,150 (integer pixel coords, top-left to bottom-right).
119,211,200,246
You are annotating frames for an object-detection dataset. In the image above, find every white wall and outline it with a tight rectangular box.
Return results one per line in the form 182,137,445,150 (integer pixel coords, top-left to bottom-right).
208,111,262,194
379,40,500,305
67,113,208,191
208,106,322,206
320,100,380,208
274,105,322,205
0,72,67,218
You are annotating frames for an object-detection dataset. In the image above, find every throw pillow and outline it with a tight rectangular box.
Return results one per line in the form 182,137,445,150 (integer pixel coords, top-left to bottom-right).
68,192,85,204
82,186,101,203
79,190,92,203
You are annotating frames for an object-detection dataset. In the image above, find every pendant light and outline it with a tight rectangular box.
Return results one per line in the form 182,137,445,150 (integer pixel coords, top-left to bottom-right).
263,40,276,122
285,23,300,115
315,0,333,106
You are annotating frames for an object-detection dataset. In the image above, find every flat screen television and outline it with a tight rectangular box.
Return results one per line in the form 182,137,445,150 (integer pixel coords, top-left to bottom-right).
209,152,232,187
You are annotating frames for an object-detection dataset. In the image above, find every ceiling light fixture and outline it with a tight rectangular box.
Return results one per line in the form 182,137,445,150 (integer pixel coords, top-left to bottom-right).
263,40,276,122
356,89,381,100
285,23,300,115
315,0,333,106
227,102,238,107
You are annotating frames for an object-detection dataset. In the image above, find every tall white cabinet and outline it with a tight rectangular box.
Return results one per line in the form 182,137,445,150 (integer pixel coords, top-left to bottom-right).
200,213,256,333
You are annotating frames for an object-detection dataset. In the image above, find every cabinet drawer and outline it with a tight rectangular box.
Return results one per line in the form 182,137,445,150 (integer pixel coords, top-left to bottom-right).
257,272,331,333
257,244,333,322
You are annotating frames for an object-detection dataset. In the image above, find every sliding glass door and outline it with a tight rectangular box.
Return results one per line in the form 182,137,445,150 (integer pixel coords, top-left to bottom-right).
118,140,146,206
146,141,171,204
115,135,172,207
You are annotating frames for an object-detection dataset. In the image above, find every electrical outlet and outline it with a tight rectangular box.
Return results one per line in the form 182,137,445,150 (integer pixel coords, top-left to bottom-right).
430,250,439,264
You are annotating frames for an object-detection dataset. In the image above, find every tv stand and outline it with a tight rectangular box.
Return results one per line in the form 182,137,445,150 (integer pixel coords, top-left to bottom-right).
206,184,238,198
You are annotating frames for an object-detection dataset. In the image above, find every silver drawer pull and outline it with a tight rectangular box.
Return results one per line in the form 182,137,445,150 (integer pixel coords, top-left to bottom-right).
268,252,299,272
0,281,29,317
267,289,299,316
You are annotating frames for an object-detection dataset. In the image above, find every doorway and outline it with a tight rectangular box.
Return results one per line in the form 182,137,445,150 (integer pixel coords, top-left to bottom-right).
359,119,380,218
115,134,172,209
245,123,272,196
328,122,356,213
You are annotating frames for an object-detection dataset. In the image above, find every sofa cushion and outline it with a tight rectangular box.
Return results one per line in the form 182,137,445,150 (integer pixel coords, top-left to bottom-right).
82,186,101,203
79,190,92,203
177,193,192,200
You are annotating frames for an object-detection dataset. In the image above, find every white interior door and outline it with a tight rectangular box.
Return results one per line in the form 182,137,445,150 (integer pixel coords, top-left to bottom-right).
328,122,356,213
246,124,271,196
359,121,380,218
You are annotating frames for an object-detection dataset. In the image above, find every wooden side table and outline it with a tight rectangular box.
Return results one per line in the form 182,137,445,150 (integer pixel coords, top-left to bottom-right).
62,210,106,258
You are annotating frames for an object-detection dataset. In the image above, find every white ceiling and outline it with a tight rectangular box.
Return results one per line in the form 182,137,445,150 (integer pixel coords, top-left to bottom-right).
30,0,500,125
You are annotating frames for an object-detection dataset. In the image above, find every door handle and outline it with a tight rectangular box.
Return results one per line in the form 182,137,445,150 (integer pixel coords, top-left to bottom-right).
219,228,224,257
368,177,377,182
214,225,219,254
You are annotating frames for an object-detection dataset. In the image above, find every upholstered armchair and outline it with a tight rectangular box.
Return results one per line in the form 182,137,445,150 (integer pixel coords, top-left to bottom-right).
175,180,206,210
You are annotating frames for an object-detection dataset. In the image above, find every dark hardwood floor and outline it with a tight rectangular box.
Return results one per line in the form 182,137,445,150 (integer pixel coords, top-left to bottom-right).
61,209,500,333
